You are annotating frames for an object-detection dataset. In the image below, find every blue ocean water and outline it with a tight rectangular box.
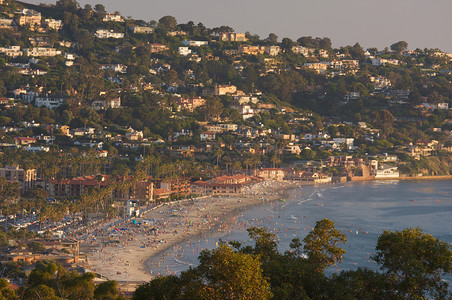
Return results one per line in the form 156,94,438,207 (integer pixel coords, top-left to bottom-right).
147,180,452,282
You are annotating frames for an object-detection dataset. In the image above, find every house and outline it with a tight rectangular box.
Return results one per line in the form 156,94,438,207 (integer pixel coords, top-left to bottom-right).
230,104,255,120
0,18,14,29
24,145,50,152
297,172,332,183
103,12,124,22
34,95,65,109
0,165,36,192
178,47,192,56
190,175,261,196
13,137,36,145
219,123,238,131
44,18,63,30
218,32,247,42
181,40,208,47
255,168,285,181
91,98,121,110
15,9,41,28
291,46,315,56
233,94,259,105
100,64,127,73
130,26,153,34
125,130,143,141
174,96,205,112
343,92,360,102
304,62,328,73
238,45,280,56
372,58,399,66
284,144,302,155
149,43,169,53
95,30,124,39
374,165,399,178
200,132,216,141
0,46,21,57
214,84,237,96
23,48,62,57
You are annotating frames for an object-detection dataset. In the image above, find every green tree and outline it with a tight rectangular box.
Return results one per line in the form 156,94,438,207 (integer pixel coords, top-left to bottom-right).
303,219,346,273
265,33,278,45
196,244,272,300
373,228,452,299
390,41,408,53
94,280,120,299
158,16,177,31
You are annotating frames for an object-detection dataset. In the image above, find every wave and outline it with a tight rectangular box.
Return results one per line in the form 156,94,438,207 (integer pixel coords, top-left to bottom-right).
174,257,194,266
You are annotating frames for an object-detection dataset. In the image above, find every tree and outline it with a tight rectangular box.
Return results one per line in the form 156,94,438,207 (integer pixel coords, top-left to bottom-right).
265,33,278,45
281,38,294,52
373,228,452,299
56,0,79,13
202,97,223,122
94,4,106,19
94,280,120,299
390,41,408,53
303,219,346,273
158,16,177,31
0,278,17,299
196,244,273,300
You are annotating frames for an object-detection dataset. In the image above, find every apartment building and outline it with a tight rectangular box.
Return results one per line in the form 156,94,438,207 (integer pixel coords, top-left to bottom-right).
0,46,21,57
0,165,36,192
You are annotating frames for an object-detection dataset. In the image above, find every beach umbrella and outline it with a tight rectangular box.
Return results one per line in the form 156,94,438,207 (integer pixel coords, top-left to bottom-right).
132,220,137,225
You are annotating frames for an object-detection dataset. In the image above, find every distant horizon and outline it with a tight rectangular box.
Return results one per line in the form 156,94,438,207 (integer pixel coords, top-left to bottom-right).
22,0,452,53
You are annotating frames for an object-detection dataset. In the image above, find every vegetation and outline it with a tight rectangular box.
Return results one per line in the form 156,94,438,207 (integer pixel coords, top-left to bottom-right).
134,220,452,300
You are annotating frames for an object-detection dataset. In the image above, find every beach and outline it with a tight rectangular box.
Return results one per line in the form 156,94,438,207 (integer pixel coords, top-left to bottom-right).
81,180,301,282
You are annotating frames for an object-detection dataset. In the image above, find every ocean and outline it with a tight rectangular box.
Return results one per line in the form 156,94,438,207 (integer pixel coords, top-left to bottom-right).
146,180,452,282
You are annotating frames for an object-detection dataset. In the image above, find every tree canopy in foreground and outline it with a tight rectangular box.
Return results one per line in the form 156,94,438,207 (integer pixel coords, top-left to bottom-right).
134,219,452,300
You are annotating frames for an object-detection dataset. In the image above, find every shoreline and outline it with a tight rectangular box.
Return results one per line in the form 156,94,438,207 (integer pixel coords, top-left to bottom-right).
81,180,303,282
81,176,452,283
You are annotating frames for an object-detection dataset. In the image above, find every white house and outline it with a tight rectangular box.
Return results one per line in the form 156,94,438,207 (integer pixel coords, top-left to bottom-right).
95,30,124,39
374,165,399,178
34,95,65,109
178,47,192,56
0,46,21,57
181,40,208,47
200,132,216,141
44,18,63,30
23,47,61,57
103,13,124,22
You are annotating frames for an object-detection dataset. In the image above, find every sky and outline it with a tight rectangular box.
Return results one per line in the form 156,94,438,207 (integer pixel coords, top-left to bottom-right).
25,0,452,52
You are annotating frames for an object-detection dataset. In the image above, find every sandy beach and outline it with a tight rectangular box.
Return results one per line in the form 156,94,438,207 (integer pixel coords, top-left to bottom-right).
80,180,301,282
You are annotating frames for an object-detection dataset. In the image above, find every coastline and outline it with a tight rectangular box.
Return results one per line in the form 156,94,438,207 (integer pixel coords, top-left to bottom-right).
81,180,303,283
81,175,452,284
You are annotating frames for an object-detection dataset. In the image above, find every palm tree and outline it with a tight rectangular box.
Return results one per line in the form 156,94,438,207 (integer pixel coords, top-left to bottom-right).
214,147,224,167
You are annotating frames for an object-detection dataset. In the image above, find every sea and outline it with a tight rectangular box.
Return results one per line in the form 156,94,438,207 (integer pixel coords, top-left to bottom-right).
146,179,452,283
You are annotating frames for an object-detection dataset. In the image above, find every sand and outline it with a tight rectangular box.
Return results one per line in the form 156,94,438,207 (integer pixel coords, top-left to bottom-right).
80,180,301,283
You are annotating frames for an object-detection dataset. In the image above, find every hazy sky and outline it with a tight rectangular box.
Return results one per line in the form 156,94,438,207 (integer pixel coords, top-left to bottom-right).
26,0,452,52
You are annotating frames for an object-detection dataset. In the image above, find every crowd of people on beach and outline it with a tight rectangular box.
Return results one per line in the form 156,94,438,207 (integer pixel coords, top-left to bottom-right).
77,180,297,280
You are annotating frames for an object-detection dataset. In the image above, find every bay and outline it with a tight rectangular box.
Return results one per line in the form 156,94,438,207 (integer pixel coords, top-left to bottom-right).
147,180,452,282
